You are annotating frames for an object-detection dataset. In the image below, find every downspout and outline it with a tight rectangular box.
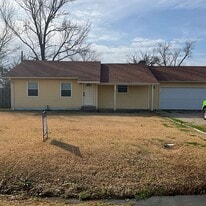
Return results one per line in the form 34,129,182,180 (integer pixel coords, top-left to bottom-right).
114,85,117,111
96,84,98,109
11,80,15,110
151,84,154,111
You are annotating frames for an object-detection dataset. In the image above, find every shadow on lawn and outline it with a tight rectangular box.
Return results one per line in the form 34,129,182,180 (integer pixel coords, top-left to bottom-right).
50,139,82,157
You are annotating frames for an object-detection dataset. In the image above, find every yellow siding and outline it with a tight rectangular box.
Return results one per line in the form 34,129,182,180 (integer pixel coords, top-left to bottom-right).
116,86,149,109
98,85,114,109
12,79,82,110
98,85,150,110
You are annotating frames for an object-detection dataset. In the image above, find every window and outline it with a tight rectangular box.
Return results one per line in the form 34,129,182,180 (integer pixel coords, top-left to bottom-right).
61,83,71,97
28,82,38,96
117,85,128,93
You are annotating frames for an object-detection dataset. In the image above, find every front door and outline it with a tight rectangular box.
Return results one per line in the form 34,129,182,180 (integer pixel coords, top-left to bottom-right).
83,84,94,106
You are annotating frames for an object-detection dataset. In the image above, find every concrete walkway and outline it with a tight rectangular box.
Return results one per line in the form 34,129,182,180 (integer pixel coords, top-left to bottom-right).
136,195,206,206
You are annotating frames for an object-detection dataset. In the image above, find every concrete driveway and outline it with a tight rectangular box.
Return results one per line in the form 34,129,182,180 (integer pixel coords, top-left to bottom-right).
159,110,206,126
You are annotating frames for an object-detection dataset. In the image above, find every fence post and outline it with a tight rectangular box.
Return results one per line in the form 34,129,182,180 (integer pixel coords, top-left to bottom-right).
42,111,48,142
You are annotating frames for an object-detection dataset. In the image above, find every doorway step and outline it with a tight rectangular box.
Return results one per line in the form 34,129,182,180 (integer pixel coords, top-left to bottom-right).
81,106,97,112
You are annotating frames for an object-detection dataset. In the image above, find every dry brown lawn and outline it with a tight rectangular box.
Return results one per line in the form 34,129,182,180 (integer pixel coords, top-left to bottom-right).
0,111,206,199
0,195,117,206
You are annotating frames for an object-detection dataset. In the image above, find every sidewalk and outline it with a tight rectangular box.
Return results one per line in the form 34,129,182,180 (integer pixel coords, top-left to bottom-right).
136,195,206,206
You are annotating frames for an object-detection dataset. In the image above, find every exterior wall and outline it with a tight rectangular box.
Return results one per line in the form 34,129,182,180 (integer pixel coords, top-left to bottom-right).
155,82,206,109
98,85,114,109
11,79,82,110
98,85,151,110
11,79,160,111
116,86,149,109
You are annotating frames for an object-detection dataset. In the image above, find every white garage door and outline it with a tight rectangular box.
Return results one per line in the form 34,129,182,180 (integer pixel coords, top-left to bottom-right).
160,87,206,110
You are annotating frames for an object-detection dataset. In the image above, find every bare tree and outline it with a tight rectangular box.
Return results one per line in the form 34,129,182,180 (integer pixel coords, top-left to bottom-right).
0,23,13,67
127,53,139,64
177,41,195,66
70,48,99,61
0,0,91,61
128,50,160,66
0,16,15,89
128,40,196,66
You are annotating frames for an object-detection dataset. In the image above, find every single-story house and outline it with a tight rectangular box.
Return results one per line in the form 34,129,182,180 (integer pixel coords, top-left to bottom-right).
5,60,206,111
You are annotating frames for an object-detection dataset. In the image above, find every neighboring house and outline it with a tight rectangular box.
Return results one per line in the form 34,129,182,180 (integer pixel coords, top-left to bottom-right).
5,60,206,111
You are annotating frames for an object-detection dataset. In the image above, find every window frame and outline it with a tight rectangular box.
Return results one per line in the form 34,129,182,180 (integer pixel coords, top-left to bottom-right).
27,81,39,97
117,85,128,93
60,82,72,98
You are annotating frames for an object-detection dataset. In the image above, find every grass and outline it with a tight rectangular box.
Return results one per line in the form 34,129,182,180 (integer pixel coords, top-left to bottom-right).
190,124,206,133
0,196,125,206
79,191,91,200
0,111,206,200
187,142,206,147
170,118,206,133
135,189,151,200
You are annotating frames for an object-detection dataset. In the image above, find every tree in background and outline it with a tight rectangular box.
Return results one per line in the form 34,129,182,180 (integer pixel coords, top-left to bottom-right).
0,18,14,86
0,0,91,61
70,47,99,61
128,40,196,66
0,21,13,68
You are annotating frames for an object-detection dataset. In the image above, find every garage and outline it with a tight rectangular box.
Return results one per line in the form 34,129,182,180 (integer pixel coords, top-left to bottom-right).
160,87,206,110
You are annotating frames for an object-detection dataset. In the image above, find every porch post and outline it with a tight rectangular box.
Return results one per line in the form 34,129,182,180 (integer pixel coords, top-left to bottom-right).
151,84,154,111
10,81,14,110
96,84,98,109
114,85,117,111
81,84,84,107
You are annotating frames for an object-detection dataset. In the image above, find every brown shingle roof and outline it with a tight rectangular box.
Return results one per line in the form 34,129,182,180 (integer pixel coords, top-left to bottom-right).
9,61,206,84
6,60,101,82
101,64,159,84
151,66,206,82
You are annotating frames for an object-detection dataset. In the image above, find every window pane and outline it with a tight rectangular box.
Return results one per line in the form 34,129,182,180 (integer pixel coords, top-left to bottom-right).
61,83,71,90
118,85,127,93
61,83,71,97
28,82,38,89
28,89,38,96
61,90,71,97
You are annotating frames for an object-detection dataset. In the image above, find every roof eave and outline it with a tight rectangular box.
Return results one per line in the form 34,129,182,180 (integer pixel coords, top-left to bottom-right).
159,80,206,83
99,82,159,85
6,76,78,80
78,80,100,83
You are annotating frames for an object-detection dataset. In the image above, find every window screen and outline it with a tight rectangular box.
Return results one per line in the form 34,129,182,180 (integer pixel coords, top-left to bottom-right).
61,83,71,97
117,85,128,93
28,82,38,96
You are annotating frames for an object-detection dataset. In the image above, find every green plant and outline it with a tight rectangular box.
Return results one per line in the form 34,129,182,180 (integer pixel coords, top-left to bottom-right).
189,124,206,133
135,189,151,200
18,177,32,190
171,118,206,133
79,191,91,200
162,123,172,128
172,118,185,124
187,142,206,147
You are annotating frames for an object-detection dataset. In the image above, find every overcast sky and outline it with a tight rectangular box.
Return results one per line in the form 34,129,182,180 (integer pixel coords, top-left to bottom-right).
68,0,206,65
